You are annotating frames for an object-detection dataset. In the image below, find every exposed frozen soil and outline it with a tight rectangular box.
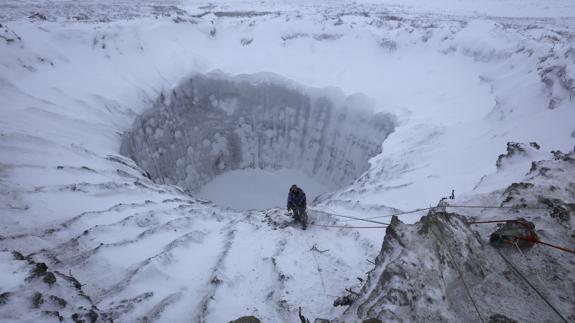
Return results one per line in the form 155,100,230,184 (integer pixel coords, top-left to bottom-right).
1,0,575,322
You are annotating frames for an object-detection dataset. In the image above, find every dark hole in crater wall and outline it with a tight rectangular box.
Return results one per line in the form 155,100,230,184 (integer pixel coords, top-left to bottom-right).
121,73,396,193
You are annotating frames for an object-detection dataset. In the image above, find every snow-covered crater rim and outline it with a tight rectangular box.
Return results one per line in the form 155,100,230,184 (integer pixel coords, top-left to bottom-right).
120,72,396,199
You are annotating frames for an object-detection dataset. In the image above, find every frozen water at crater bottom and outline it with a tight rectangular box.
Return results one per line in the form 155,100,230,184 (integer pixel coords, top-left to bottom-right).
195,168,330,210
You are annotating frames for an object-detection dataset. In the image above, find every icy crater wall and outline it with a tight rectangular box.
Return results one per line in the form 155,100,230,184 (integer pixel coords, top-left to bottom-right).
121,74,396,192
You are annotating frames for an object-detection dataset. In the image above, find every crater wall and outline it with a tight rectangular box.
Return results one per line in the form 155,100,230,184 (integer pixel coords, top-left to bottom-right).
121,73,396,193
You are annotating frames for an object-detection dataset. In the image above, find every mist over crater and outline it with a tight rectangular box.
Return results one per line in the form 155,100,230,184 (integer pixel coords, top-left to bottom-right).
121,73,396,202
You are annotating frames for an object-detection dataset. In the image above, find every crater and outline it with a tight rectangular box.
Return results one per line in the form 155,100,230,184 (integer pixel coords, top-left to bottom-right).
121,73,396,210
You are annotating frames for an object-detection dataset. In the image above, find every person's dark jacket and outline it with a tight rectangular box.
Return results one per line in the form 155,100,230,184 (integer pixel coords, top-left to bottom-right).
287,188,306,210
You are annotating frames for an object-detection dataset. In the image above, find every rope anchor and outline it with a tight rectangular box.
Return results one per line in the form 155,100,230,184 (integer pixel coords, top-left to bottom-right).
469,219,575,255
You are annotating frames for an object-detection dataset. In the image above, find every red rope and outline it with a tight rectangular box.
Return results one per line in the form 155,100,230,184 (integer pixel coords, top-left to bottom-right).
516,237,575,255
469,219,574,255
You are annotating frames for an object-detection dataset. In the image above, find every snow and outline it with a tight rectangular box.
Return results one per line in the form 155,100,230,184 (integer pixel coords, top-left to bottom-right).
196,168,330,210
0,252,27,291
0,0,574,321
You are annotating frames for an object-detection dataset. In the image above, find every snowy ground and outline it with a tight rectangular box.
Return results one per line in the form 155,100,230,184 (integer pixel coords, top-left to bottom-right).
1,0,574,322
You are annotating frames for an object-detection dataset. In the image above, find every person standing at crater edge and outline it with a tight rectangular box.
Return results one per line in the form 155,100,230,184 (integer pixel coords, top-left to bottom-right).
287,184,308,230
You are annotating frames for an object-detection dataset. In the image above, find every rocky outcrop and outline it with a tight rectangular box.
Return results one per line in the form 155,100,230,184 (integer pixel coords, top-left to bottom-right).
338,148,575,322
0,23,22,45
339,210,574,322
342,212,489,322
0,251,109,322
496,142,540,169
229,316,262,323
538,61,575,110
121,73,395,192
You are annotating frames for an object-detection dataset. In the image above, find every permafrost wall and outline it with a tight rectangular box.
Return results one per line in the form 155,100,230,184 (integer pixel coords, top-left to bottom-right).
121,73,396,192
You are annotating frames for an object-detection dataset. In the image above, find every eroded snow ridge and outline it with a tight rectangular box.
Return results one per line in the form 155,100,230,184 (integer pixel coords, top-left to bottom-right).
0,170,379,322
